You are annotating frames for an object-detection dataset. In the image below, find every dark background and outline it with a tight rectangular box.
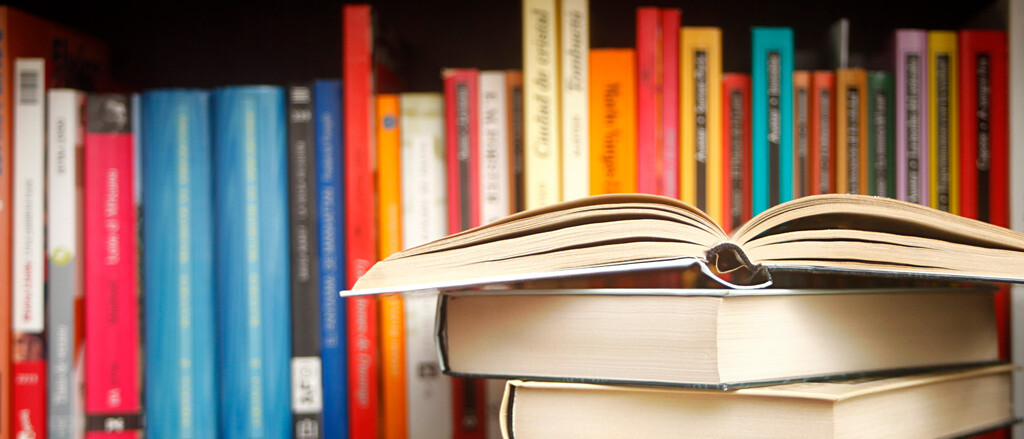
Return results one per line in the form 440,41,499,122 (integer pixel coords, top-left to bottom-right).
6,0,1008,91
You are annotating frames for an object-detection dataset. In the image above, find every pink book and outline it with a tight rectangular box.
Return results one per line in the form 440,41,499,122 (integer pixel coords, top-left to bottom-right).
893,29,929,205
84,94,141,438
636,7,660,194
660,8,681,198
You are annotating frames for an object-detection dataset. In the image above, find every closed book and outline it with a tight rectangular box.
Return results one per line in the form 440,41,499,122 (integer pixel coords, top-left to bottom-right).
928,30,960,213
443,68,480,234
751,27,794,214
286,83,324,438
501,364,1015,439
893,29,929,205
810,71,836,194
141,89,217,438
660,9,682,199
561,0,589,201
505,71,525,213
212,86,291,439
523,0,561,209
680,27,722,224
313,79,348,439
47,88,86,439
13,58,47,439
589,49,637,195
84,93,142,438
793,70,811,197
867,71,895,198
636,7,660,195
721,73,751,233
835,68,868,194
479,71,512,224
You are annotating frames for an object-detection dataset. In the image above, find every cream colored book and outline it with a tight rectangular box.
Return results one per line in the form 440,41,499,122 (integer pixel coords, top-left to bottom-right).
523,0,561,209
560,0,588,201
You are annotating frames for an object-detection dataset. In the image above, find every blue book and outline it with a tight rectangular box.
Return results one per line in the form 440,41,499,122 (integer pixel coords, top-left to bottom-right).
212,86,291,439
142,89,218,438
313,79,348,439
751,27,794,215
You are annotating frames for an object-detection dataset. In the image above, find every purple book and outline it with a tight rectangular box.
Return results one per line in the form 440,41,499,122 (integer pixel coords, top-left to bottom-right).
893,29,929,205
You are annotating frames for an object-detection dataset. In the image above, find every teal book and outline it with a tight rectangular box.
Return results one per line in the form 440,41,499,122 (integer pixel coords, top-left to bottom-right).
212,86,291,439
868,71,896,198
751,27,794,214
142,89,218,438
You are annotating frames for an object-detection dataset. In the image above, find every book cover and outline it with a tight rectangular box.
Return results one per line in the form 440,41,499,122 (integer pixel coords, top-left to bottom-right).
84,93,141,438
212,86,291,439
523,0,561,209
751,27,794,215
928,30,960,213
286,84,324,439
561,0,589,201
443,68,480,234
868,71,896,198
721,73,752,233
141,89,217,438
793,70,810,198
12,57,46,439
810,71,835,195
894,29,929,205
505,71,525,213
680,27,723,224
376,92,406,439
313,79,348,439
636,7,660,195
661,9,682,199
479,71,511,224
47,88,86,439
835,68,868,194
342,6,380,437
589,49,637,195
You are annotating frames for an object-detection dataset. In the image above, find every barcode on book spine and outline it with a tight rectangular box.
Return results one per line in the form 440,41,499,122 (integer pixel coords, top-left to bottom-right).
19,68,41,105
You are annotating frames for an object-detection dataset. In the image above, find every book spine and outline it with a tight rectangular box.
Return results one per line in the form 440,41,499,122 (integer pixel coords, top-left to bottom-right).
636,7,660,195
0,13,11,439
680,27,722,224
793,71,811,198
84,93,142,438
560,0,588,201
47,89,85,439
928,30,960,213
312,79,348,439
894,29,929,204
660,9,681,199
810,71,836,195
403,292,452,439
286,84,324,439
505,71,526,213
342,6,380,438
523,0,560,209
589,49,638,195
141,89,217,438
751,27,794,215
836,68,868,194
376,93,406,439
212,86,291,439
13,57,46,439
868,71,895,197
479,71,511,224
443,69,480,234
721,73,751,232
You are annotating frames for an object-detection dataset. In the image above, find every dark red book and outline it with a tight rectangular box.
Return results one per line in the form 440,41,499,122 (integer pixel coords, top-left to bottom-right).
636,7,660,195
721,73,752,234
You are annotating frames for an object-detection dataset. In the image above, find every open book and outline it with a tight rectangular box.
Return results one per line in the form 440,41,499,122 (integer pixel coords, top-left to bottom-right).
350,193,1024,293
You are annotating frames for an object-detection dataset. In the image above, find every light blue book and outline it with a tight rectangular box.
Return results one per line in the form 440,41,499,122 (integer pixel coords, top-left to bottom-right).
142,89,218,438
213,86,291,439
751,27,794,215
313,79,348,439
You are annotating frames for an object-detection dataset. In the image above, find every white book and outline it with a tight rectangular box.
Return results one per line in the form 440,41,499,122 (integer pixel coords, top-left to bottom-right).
478,71,511,225
13,58,46,334
523,0,561,209
560,0,589,201
1009,0,1024,435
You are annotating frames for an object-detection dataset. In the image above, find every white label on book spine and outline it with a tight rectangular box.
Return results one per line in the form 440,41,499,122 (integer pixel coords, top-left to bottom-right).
13,58,46,332
478,72,511,224
291,357,323,413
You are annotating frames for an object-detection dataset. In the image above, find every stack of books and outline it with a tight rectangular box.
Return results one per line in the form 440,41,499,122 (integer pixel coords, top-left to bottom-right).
349,193,1024,438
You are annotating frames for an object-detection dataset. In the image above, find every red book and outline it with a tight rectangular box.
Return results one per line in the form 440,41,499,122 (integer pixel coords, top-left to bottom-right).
443,69,481,235
660,8,681,198
810,71,836,195
636,7,660,194
343,5,380,438
84,94,141,438
721,73,751,234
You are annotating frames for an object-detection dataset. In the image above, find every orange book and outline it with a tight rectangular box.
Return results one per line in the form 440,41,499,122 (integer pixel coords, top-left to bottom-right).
809,71,836,195
375,94,408,439
589,49,637,194
835,68,868,194
793,71,811,197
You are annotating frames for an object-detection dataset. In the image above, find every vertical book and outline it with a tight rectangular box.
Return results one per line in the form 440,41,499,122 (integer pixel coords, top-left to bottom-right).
589,49,637,195
523,0,561,208
894,29,929,205
561,0,589,201
751,27,794,214
680,27,722,224
928,30,960,213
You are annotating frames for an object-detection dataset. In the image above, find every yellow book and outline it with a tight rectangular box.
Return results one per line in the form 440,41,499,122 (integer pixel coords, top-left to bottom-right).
523,0,561,208
589,49,637,194
835,68,868,194
680,27,723,224
927,30,959,213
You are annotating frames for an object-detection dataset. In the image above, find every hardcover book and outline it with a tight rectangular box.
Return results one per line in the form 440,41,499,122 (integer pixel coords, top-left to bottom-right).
867,71,896,198
721,73,752,233
661,9,682,199
505,71,526,213
443,68,480,235
523,0,561,209
793,70,811,197
561,0,589,201
636,7,661,195
810,71,836,195
835,68,868,194
589,49,637,195
680,27,723,224
893,29,929,205
751,27,794,214
928,30,960,213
